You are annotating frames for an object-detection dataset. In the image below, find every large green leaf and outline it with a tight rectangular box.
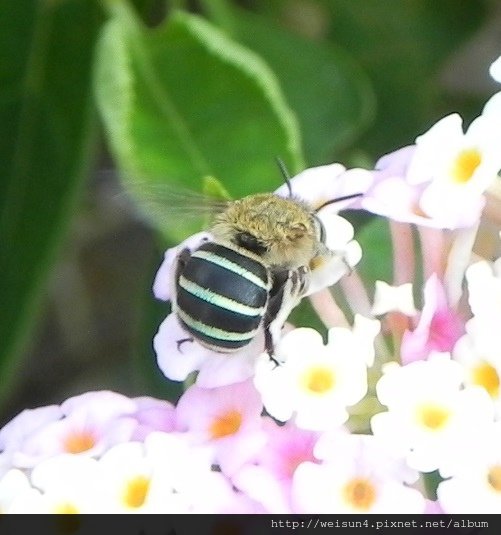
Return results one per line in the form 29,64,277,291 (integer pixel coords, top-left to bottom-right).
0,0,100,404
355,217,393,292
94,3,304,240
213,6,375,164
322,0,488,155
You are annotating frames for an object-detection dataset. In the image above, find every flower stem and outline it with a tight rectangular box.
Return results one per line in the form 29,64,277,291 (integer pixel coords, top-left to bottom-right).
444,222,479,307
389,221,415,285
339,269,373,317
309,289,350,328
418,226,446,281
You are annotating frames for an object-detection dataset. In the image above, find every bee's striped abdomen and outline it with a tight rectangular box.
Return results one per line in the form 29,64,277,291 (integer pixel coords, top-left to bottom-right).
175,241,270,352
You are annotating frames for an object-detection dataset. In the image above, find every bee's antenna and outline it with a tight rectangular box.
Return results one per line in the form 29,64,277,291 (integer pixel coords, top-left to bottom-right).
315,192,363,212
275,157,293,197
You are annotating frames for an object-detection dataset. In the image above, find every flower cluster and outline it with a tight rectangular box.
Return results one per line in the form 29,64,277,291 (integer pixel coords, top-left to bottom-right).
1,57,501,514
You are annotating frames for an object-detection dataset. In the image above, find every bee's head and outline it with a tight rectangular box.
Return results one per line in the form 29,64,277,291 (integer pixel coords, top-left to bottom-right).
211,193,324,269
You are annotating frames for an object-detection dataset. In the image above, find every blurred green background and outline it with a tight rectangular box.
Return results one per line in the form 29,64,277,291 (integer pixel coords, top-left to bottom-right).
1,0,499,425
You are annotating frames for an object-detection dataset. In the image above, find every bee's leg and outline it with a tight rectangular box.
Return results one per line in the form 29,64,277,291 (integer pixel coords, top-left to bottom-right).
263,326,280,368
175,248,192,280
176,337,194,352
263,270,289,367
263,268,309,367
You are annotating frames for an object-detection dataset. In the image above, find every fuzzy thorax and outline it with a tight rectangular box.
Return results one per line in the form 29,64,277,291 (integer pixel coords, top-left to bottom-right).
210,193,320,269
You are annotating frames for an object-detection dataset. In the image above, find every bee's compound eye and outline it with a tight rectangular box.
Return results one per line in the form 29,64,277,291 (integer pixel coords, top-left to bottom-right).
313,215,326,244
235,232,268,255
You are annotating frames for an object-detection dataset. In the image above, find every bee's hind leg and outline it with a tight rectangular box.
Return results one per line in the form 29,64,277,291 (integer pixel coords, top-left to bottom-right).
264,326,281,368
176,337,194,353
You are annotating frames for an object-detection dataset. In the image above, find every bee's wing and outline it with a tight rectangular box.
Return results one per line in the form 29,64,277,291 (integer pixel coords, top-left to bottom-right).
102,170,230,240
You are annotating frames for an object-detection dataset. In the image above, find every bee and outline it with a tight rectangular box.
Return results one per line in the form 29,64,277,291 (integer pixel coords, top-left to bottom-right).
172,164,361,363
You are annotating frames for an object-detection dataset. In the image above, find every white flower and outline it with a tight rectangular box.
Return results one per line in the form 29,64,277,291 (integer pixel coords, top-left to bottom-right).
28,455,105,513
94,432,235,513
152,231,212,302
145,432,237,513
489,55,501,82
304,214,362,296
292,433,425,514
371,281,417,316
437,422,501,513
453,333,501,416
483,55,501,121
0,469,40,514
466,259,501,315
275,165,366,293
371,354,494,475
408,114,501,225
254,326,369,430
274,163,372,213
97,440,185,513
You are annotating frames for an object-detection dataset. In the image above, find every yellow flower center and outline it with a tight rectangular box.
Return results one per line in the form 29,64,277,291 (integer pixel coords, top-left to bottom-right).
488,465,501,492
122,475,150,509
471,362,500,398
63,430,96,454
416,403,451,431
301,366,336,395
342,477,377,511
451,148,481,184
209,410,242,439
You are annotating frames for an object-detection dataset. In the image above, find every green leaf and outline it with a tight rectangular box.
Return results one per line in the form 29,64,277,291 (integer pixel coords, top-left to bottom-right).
0,0,101,404
217,6,375,164
288,297,326,337
322,0,488,155
355,216,393,291
422,470,443,500
94,4,304,240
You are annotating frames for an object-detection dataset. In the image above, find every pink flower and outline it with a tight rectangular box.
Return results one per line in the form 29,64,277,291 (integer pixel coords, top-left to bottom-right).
175,379,266,476
0,405,62,453
130,397,176,441
425,499,445,514
7,391,138,468
401,274,464,364
233,419,321,513
0,405,62,474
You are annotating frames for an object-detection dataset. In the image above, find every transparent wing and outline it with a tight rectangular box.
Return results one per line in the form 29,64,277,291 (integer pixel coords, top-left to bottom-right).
100,169,231,241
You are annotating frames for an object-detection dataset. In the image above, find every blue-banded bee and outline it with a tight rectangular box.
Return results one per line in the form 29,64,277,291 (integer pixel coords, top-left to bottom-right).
172,172,361,363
